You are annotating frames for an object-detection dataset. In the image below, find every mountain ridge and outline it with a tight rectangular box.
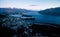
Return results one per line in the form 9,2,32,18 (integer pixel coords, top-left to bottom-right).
39,7,60,16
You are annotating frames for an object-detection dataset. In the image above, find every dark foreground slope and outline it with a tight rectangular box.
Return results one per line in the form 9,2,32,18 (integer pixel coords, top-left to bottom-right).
0,23,60,37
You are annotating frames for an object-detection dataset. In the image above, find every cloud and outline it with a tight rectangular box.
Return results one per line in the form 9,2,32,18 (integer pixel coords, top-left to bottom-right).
30,5,39,6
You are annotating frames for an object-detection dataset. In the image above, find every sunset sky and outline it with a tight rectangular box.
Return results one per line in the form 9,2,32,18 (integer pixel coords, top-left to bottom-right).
0,0,60,10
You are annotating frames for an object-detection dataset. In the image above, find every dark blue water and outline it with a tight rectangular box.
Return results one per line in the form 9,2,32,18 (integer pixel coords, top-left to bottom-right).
25,12,60,25
36,14,60,25
10,12,60,25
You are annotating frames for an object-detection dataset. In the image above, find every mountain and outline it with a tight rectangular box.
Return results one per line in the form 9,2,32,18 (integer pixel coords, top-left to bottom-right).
0,8,36,15
38,7,60,16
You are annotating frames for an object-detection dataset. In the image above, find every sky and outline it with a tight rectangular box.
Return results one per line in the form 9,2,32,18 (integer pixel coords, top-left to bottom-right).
0,0,60,10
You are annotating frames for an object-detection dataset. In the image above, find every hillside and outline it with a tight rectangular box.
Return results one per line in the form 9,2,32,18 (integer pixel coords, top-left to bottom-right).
39,7,60,16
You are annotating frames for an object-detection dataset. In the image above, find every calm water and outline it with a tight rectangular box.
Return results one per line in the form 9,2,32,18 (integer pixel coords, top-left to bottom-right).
10,12,60,25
